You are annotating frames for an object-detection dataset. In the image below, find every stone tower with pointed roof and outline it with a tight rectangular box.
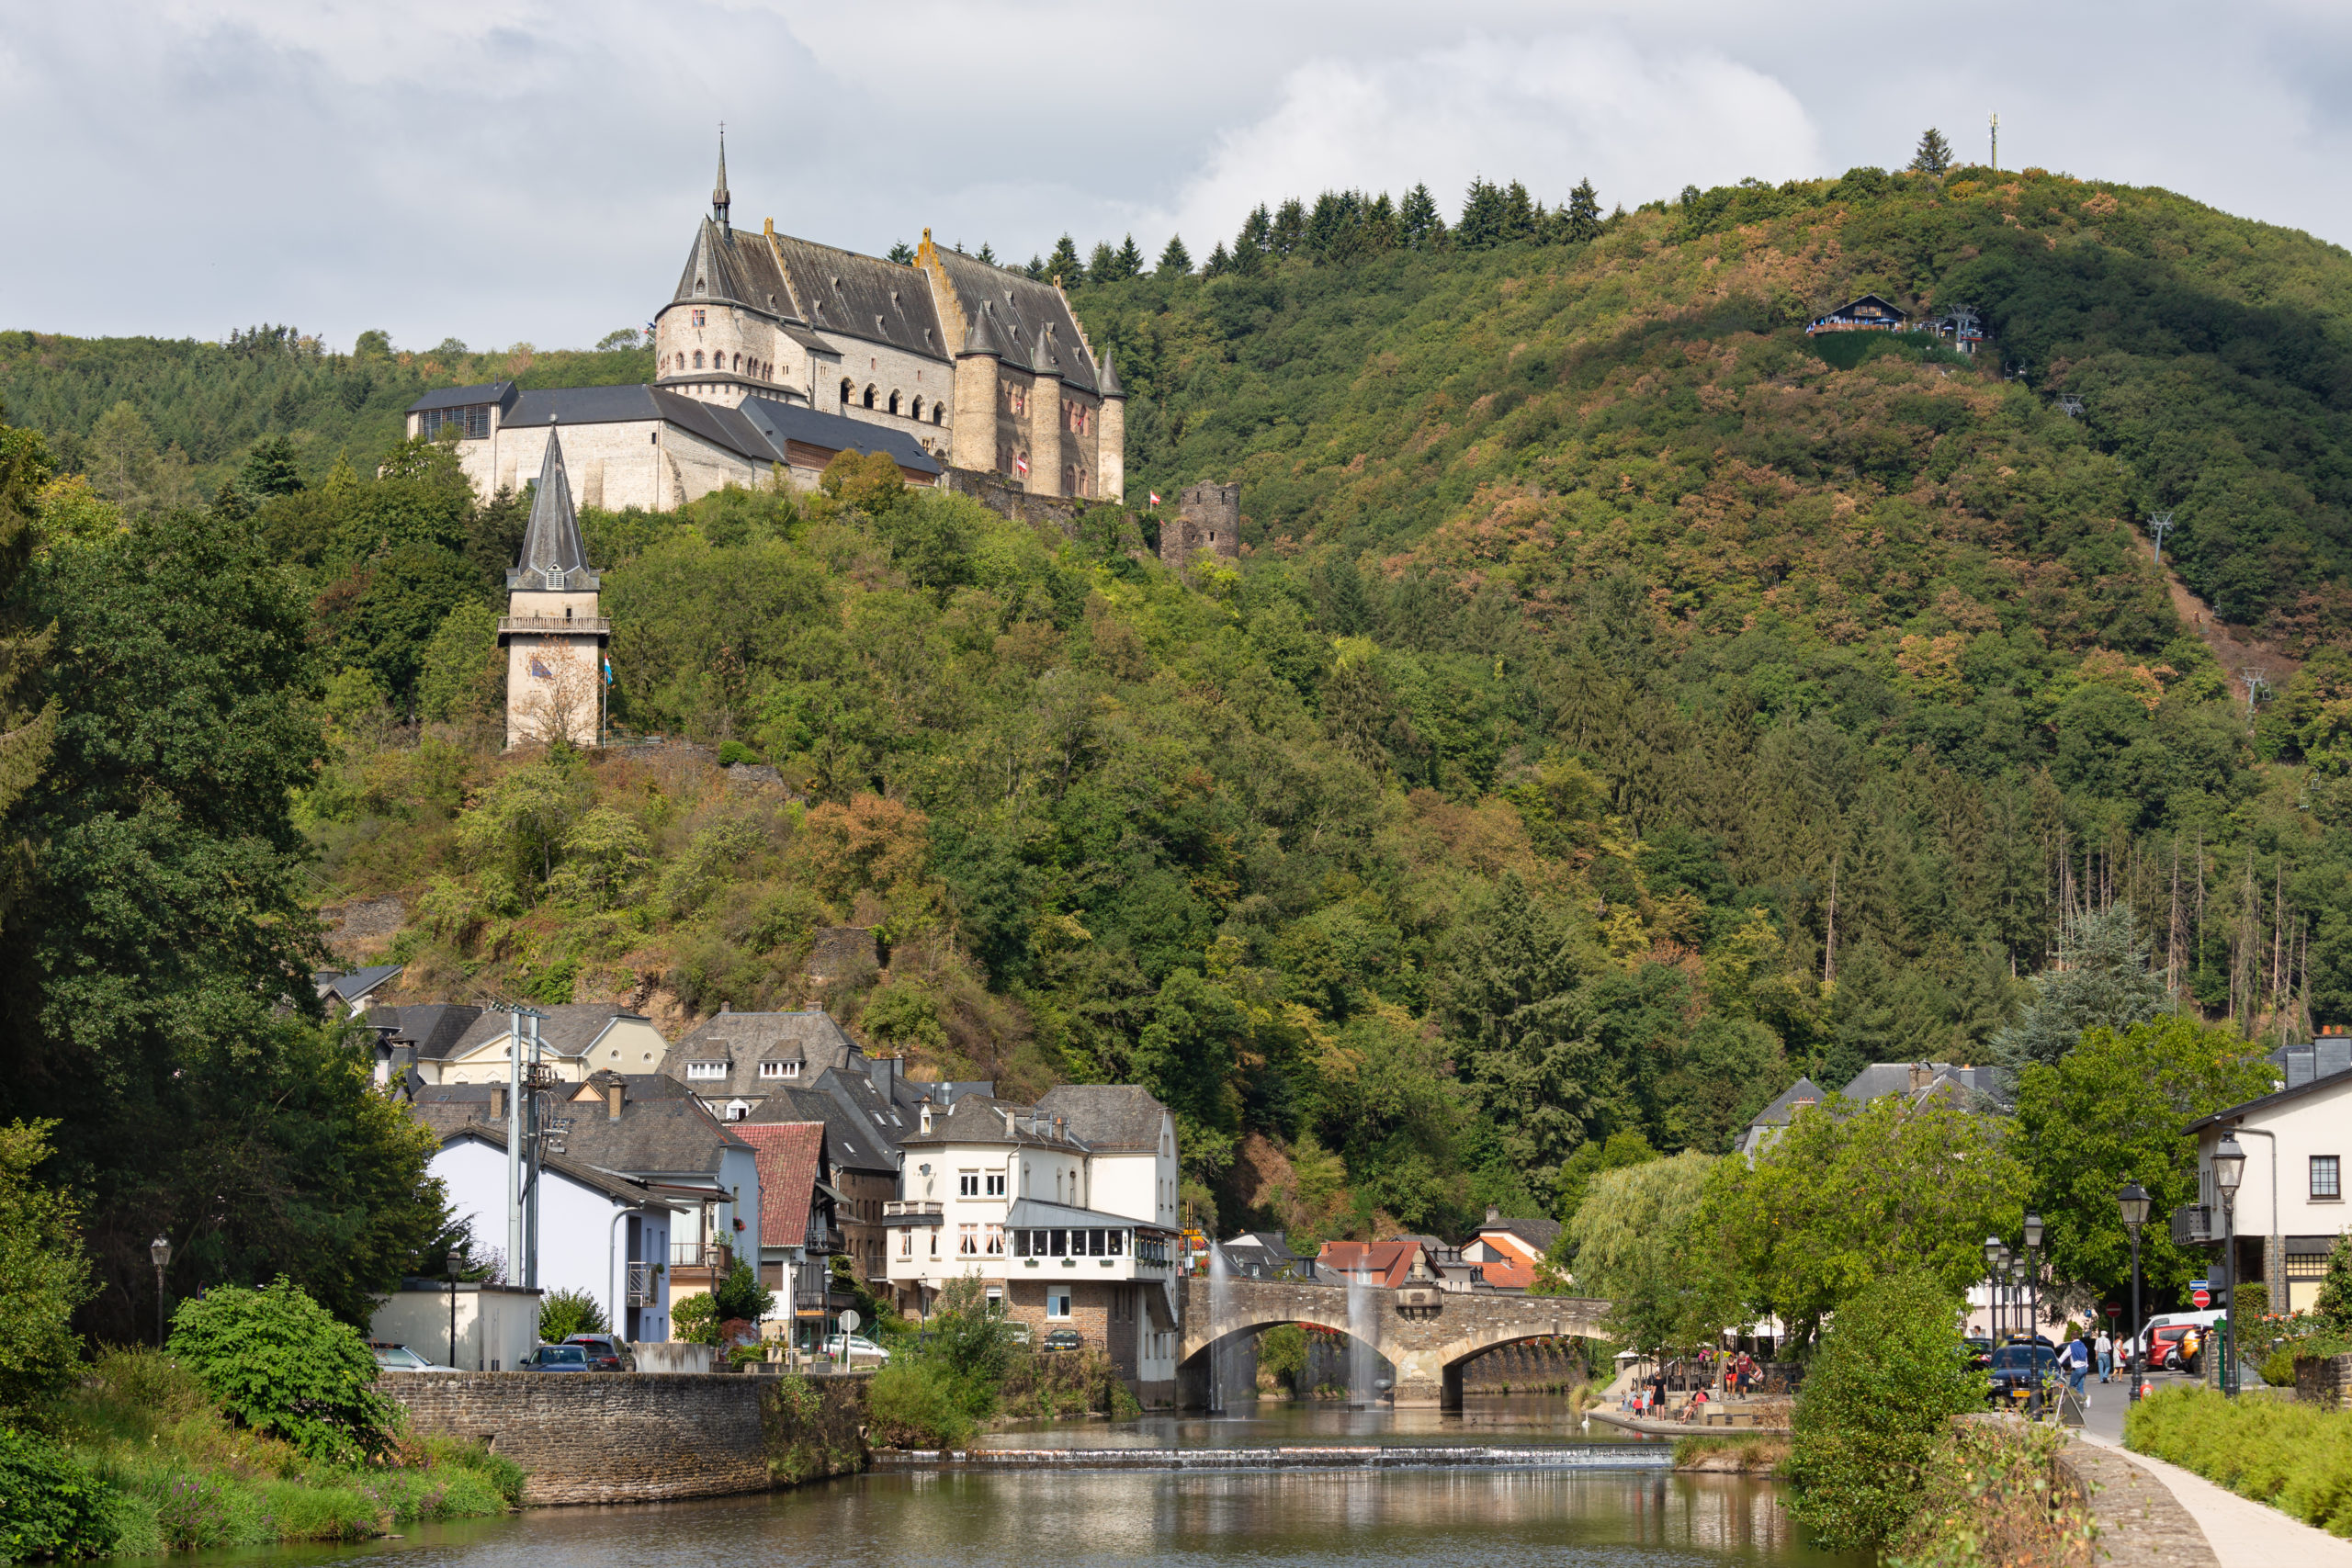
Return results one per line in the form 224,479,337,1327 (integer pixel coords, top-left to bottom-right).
650,142,1127,502
500,431,608,750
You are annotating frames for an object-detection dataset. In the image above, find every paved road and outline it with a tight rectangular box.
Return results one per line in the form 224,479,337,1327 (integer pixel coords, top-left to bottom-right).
2071,1369,2352,1567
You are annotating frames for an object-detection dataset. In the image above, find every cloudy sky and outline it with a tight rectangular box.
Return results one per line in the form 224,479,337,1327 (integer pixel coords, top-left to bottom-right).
6,0,2347,352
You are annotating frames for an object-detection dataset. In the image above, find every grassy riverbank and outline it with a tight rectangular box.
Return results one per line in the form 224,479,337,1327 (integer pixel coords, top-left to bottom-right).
49,1350,519,1556
2126,1384,2352,1534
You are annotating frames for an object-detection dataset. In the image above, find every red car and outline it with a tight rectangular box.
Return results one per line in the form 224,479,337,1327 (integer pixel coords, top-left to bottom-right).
2145,1325,2201,1372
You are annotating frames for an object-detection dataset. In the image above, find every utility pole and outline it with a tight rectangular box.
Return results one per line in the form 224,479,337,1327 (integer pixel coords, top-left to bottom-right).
1989,110,1999,172
2148,512,2175,567
488,1000,550,1288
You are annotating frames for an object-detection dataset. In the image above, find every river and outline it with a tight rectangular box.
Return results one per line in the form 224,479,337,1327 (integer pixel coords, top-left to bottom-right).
185,1396,1858,1568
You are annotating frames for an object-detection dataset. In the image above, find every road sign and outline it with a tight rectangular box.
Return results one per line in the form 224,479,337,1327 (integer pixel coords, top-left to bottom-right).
838,1309,861,1336
2192,1287,2211,1309
2104,1303,2120,1318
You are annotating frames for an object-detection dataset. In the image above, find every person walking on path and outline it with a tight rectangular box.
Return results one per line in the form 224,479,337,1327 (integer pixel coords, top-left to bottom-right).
2096,1328,2114,1383
2066,1334,2091,1402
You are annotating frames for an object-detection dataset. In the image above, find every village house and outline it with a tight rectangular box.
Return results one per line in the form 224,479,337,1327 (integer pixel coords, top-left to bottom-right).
1804,293,1912,335
746,1073,902,1292
2185,1034,2352,1314
1462,1210,1561,1292
732,1120,843,1346
655,1007,867,1121
401,1004,671,1088
884,1086,1181,1404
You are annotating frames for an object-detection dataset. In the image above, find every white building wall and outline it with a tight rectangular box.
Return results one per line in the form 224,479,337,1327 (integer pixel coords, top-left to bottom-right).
2201,1081,2352,1310
369,1285,541,1371
428,1138,674,1343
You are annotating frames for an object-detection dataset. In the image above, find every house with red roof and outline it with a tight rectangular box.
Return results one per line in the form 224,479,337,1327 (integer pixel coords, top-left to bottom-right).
733,1121,842,1345
1462,1208,1562,1292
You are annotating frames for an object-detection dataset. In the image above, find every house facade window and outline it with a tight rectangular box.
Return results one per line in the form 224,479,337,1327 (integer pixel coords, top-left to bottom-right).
758,1060,799,1079
985,1224,1004,1255
692,308,707,327
1046,1287,1071,1319
686,1061,726,1080
2315,1156,2342,1200
958,1171,980,1197
986,1172,1006,1197
958,1224,978,1255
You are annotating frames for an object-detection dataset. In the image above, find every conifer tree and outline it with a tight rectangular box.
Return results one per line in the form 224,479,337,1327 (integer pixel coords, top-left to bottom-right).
1157,234,1192,276
1398,184,1442,249
242,434,305,499
1114,233,1143,279
1230,232,1264,276
1564,177,1603,243
1046,233,1085,286
976,242,998,265
886,240,914,264
1202,240,1230,277
1501,180,1536,243
1456,176,1505,250
1364,192,1398,254
1993,905,2169,1069
1910,128,1953,176
1238,204,1272,252
1270,198,1306,256
1024,255,1046,280
1087,240,1119,283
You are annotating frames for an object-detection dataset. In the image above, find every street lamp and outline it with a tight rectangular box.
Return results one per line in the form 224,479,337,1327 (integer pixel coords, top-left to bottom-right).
446,1248,464,1371
2024,1213,2044,1344
1984,1236,2007,1341
2213,1134,2246,1395
150,1235,172,1349
2119,1179,2150,1400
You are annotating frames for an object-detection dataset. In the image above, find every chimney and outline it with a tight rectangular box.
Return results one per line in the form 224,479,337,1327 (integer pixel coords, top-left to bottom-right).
489,1085,506,1122
607,1081,625,1121
1485,1205,1501,1227
719,1001,731,1013
1908,1062,1932,1092
1053,1114,1065,1140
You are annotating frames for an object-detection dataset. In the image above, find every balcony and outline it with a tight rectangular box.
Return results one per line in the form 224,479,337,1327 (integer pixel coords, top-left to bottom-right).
2171,1204,2214,1246
671,1241,734,1271
498,615,611,637
625,1261,661,1306
882,1201,944,1225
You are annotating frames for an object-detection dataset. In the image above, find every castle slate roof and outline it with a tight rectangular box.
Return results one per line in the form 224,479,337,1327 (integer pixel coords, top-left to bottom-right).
1035,1085,1168,1153
489,387,942,478
764,233,949,361
930,249,1102,396
407,381,518,414
734,398,944,476
1096,349,1125,399
672,217,801,325
508,432,597,592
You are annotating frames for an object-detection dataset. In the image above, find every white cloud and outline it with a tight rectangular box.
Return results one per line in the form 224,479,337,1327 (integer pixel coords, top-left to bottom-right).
1161,33,1821,247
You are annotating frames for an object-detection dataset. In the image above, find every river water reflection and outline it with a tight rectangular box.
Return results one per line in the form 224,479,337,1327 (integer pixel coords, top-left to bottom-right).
981,1391,1652,1448
187,1397,1859,1568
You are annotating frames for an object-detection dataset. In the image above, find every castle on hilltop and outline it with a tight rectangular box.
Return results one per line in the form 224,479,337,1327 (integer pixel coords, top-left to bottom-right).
411,140,1128,511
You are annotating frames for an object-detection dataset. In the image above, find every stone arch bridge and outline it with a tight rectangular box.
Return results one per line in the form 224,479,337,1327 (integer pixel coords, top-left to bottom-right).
1177,1276,1612,1408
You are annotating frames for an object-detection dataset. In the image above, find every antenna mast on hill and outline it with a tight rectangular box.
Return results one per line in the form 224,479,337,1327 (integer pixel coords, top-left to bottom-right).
1990,111,1999,173
2148,512,2176,567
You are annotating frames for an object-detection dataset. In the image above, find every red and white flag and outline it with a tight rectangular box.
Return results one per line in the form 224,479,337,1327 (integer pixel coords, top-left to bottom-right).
1014,454,1029,476
1148,491,1162,507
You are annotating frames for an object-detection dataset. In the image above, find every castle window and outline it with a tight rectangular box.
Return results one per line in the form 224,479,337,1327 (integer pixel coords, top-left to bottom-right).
933,405,944,425
840,378,853,406
888,390,901,415
692,309,707,327
863,385,876,409
910,397,923,420
694,351,706,368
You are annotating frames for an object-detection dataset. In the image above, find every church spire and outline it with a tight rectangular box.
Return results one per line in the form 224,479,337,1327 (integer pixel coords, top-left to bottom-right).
712,126,731,232
509,427,598,592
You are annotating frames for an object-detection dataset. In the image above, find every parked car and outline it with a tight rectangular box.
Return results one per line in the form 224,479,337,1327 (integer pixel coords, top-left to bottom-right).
2146,1325,2204,1373
522,1343,592,1372
563,1333,630,1371
1985,1342,2058,1405
1962,1337,1995,1370
823,1333,890,1365
370,1341,458,1373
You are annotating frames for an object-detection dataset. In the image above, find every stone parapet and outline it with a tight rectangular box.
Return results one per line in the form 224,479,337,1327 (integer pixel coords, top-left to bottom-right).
379,1371,866,1505
2056,1439,2221,1567
2296,1351,2352,1407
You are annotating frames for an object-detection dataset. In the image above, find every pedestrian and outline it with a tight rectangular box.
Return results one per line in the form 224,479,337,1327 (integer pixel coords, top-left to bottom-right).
2096,1327,2113,1383
2066,1333,2090,1402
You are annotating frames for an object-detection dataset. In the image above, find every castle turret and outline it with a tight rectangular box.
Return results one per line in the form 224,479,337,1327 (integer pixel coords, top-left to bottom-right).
500,429,608,750
1095,349,1127,503
1024,323,1063,497
953,300,1006,475
712,129,731,233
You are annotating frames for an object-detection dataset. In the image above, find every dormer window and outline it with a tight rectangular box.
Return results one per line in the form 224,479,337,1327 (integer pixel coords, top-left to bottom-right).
686,1060,727,1080
759,1060,799,1079
695,277,707,295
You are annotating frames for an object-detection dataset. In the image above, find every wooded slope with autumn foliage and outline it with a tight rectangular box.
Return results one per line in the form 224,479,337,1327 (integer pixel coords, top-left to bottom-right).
5,161,2352,1286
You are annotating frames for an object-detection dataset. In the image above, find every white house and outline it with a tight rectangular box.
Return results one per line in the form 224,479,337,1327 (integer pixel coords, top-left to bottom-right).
429,1124,679,1344
2187,1044,2352,1314
884,1087,1181,1405
429,1007,673,1087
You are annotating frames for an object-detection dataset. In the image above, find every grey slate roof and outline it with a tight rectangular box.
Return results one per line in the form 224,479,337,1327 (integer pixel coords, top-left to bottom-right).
822,1068,912,1158
489,386,943,477
1476,1215,1563,1253
1841,1062,2010,1111
1035,1085,1169,1153
659,1010,865,1100
2187,1064,2352,1132
735,397,943,475
765,233,948,360
1224,1230,1301,1262
367,1003,485,1062
443,1005,653,1064
1006,1198,1162,1231
899,1093,1088,1153
1096,349,1125,399
317,964,402,1004
438,1123,676,1208
407,381,517,414
539,1094,751,1181
744,1083,897,1176
959,301,1009,358
1747,1077,1827,1130
672,217,801,324
930,250,1102,396
508,432,597,592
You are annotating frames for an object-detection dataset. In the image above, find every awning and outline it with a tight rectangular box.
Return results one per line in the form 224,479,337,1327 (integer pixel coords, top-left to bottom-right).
815,1179,854,1207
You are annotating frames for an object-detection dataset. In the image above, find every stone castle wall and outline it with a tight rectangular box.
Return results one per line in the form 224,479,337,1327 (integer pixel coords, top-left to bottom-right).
1159,482,1242,570
379,1371,867,1505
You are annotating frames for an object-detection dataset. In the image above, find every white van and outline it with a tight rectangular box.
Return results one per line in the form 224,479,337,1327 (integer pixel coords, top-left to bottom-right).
2133,1309,2228,1366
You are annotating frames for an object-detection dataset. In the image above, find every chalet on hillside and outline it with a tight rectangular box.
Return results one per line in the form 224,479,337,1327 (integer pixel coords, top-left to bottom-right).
1805,295,1912,335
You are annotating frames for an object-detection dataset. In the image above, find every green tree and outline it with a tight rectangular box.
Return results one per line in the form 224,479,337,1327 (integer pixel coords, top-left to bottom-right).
2313,1235,2352,1335
539,1288,608,1341
0,1428,118,1562
1550,1128,1657,1235
2018,1017,2284,1309
241,434,305,498
1994,905,2169,1068
1087,240,1119,283
1563,177,1603,243
1046,234,1084,286
1136,968,1245,1133
167,1278,395,1463
543,806,651,911
711,1256,775,1325
1785,1270,1984,1551
0,1122,91,1417
1157,234,1193,276
1721,1095,2027,1350
415,599,504,725
1114,233,1144,280
1565,1151,1736,1355
1910,128,1954,176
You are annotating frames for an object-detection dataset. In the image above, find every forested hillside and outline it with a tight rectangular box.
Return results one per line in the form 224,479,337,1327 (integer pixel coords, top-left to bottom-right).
6,161,2352,1287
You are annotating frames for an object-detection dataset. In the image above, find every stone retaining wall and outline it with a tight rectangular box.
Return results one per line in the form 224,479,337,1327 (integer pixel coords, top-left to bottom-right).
379,1371,867,1505
2295,1351,2352,1408
2056,1441,2220,1568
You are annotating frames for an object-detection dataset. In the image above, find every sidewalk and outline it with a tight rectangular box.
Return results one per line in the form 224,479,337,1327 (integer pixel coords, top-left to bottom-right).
2071,1372,2352,1568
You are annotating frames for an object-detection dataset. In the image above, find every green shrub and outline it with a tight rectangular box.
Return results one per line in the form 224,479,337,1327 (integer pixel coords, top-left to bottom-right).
1785,1271,1986,1552
538,1289,608,1342
711,1258,775,1325
924,1276,1015,1417
718,739,757,767
1259,1324,1307,1392
2127,1384,2352,1532
0,1121,96,1420
167,1278,395,1463
0,1426,119,1562
673,1292,718,1346
865,1359,975,1449
1886,1418,2095,1568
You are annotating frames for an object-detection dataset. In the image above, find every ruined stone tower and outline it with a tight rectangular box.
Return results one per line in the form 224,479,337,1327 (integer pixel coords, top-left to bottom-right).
1159,481,1241,570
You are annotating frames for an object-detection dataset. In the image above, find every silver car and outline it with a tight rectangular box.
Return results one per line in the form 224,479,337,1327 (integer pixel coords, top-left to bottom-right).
370,1341,459,1372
